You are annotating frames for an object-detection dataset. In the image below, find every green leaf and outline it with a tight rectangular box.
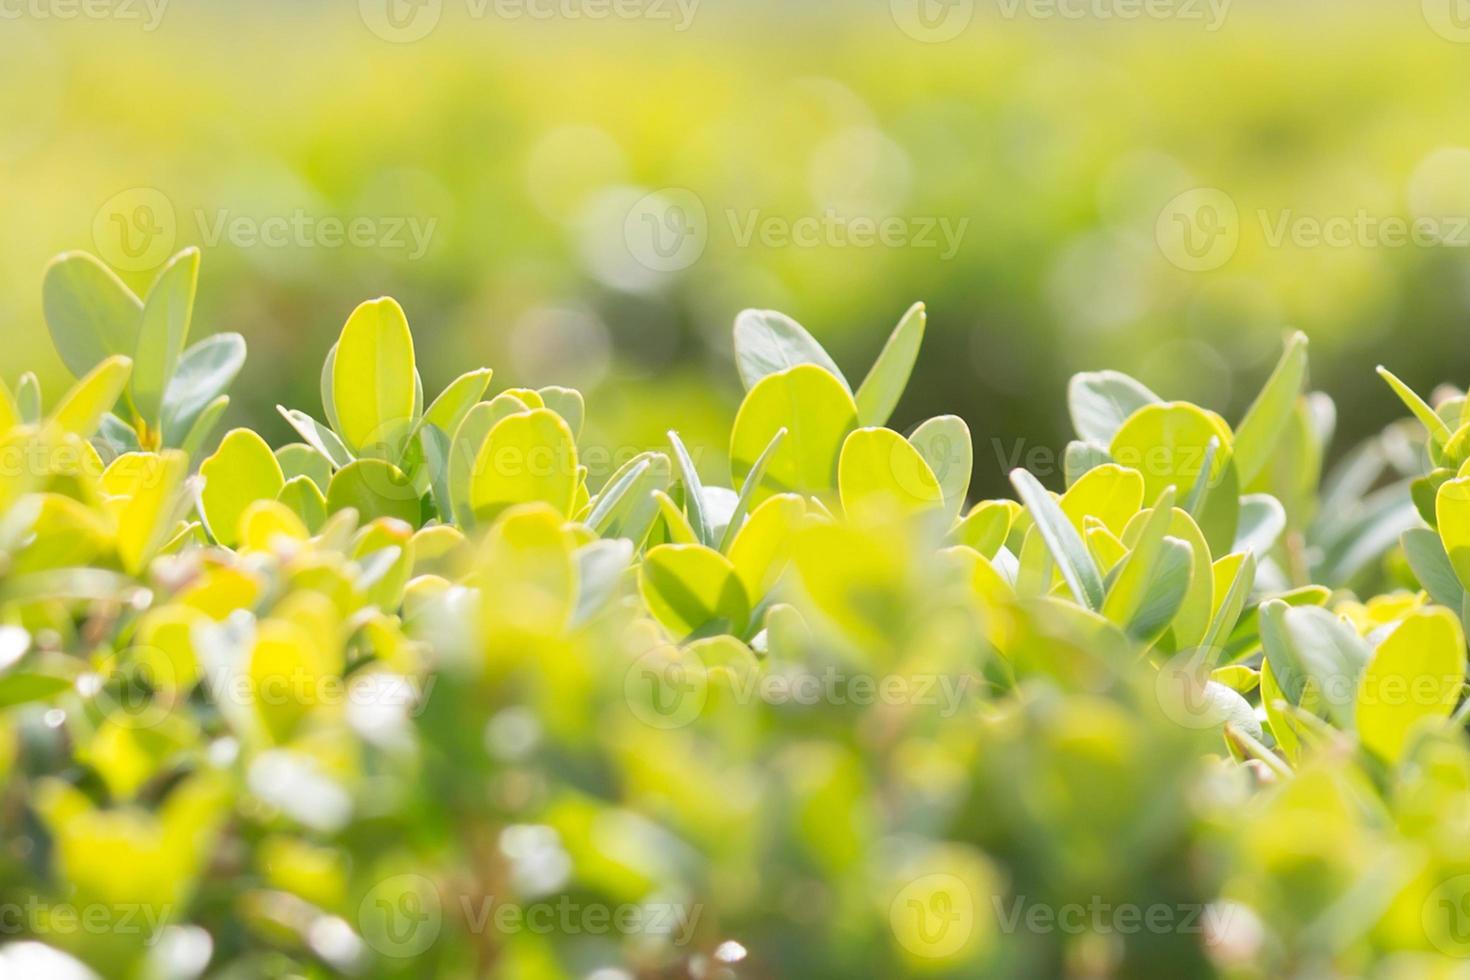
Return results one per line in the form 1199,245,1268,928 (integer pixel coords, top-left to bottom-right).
1377,365,1451,448
0,672,72,709
1010,469,1105,611
417,423,454,521
1259,601,1370,729
1101,486,1179,638
1233,493,1286,555
332,297,418,460
639,543,750,639
908,415,972,521
109,449,189,575
275,443,332,491
572,538,633,627
1403,527,1465,609
717,429,786,553
953,500,1017,558
277,407,353,470
469,408,579,522
1436,476,1470,593
1120,506,1213,651
728,493,806,601
416,368,493,445
448,401,503,527
1059,463,1144,537
586,451,672,544
50,355,133,439
16,373,41,424
278,475,328,532
732,309,848,392
131,248,200,429
538,386,585,440
1110,402,1238,554
653,488,699,545
729,364,858,503
668,430,714,547
199,428,285,548
1122,536,1194,647
42,251,143,378
1233,331,1308,485
1200,551,1256,659
1067,370,1160,445
326,458,421,525
1063,441,1113,486
161,332,246,446
855,302,924,426
179,395,230,461
1356,607,1467,762
320,342,342,435
841,427,944,515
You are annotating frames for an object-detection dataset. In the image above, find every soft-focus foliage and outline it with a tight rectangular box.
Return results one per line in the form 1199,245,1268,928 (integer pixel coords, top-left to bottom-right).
9,4,1470,500
3,250,1470,978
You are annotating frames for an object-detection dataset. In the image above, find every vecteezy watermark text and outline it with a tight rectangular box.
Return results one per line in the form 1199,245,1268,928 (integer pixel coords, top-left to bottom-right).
359,0,699,43
1157,187,1470,272
622,188,970,273
356,875,702,958
890,0,1230,43
625,649,978,730
0,0,168,30
992,895,1233,939
92,189,439,272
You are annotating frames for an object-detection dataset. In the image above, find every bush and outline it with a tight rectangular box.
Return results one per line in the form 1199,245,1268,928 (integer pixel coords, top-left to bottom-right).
1,249,1468,978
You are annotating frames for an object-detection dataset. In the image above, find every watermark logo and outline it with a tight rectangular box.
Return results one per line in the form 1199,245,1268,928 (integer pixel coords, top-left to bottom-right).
360,0,443,42
1424,0,1470,43
1424,874,1470,956
890,0,975,42
94,187,177,273
623,646,708,729
1156,187,1239,272
358,874,443,958
91,191,440,273
623,188,708,273
1155,648,1228,731
890,873,975,958
623,188,969,274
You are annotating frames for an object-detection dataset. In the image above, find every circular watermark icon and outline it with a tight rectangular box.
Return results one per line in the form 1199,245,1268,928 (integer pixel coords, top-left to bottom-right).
1155,648,1224,731
93,187,176,273
622,645,707,730
1424,873,1470,957
359,0,443,42
1156,187,1239,272
890,873,975,959
890,0,975,42
622,187,708,273
90,646,179,731
358,874,442,958
1424,0,1470,43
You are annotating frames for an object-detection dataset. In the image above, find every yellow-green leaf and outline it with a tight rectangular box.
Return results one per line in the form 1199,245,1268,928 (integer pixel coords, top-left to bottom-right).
839,426,943,515
639,543,750,639
200,428,285,548
470,408,579,522
730,364,858,504
332,297,417,459
1356,607,1466,762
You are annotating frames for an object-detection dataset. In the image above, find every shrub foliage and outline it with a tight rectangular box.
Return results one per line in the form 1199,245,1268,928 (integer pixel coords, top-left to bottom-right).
1,250,1469,977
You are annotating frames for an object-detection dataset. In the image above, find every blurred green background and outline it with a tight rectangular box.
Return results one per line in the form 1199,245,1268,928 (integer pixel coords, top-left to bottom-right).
5,0,1470,496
